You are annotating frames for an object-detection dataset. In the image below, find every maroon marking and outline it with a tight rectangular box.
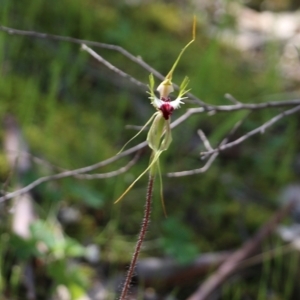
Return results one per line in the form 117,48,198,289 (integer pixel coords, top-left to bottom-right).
161,96,171,102
160,103,174,120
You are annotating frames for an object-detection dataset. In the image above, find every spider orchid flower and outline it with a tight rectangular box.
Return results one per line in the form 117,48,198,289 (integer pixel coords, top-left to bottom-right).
115,18,196,206
146,73,191,167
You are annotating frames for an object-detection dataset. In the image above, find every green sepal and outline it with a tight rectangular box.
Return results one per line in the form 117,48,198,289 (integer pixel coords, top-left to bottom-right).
114,149,163,204
117,111,160,155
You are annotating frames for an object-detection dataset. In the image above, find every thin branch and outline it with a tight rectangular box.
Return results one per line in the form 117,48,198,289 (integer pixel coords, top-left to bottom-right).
168,152,219,177
0,25,164,80
0,25,206,105
1,26,300,109
0,142,148,202
170,99,300,129
81,44,147,88
197,129,213,151
201,105,300,157
224,93,242,104
80,43,206,105
168,116,246,177
211,99,300,111
74,151,140,179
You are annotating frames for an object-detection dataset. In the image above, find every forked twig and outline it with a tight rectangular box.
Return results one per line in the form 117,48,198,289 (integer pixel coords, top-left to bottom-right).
0,143,147,202
201,105,300,157
168,116,246,177
197,129,213,152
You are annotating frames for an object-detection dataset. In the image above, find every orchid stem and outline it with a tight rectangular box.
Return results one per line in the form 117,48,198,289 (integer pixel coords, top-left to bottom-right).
119,174,154,300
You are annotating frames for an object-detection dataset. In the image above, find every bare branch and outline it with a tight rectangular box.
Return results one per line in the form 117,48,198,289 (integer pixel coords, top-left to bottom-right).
2,26,300,109
81,44,147,88
168,117,246,177
0,141,148,202
224,93,241,104
211,99,300,111
0,25,206,105
0,25,164,80
168,152,219,177
74,151,140,179
197,129,213,151
171,99,300,128
201,105,300,157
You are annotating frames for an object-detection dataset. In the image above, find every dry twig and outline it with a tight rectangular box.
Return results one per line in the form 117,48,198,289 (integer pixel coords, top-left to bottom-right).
81,44,147,88
168,116,247,177
186,199,297,300
0,143,147,202
201,105,300,157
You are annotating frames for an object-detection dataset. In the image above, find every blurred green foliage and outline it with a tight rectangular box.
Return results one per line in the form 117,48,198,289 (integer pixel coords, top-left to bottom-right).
0,0,300,299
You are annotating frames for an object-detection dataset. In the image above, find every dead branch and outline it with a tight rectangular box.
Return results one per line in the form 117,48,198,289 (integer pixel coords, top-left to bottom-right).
0,25,164,80
201,104,300,157
74,151,140,179
81,44,147,88
0,142,147,202
186,199,297,300
168,116,247,177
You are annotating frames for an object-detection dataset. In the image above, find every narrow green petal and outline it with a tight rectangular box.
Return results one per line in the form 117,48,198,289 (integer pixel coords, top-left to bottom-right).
117,112,159,154
157,159,167,217
114,150,163,204
149,73,155,92
148,73,156,103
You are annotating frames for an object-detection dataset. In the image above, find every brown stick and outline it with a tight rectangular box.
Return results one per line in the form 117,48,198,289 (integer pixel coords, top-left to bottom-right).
186,199,296,300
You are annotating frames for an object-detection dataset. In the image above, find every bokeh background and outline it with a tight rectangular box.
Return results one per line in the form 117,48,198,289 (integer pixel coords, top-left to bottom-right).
1,0,300,299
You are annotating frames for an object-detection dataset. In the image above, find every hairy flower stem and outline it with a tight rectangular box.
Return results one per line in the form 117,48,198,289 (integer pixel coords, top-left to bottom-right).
119,175,154,300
